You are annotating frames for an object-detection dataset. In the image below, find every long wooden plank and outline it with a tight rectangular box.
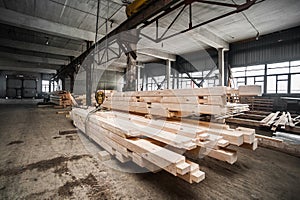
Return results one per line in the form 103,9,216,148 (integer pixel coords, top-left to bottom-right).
109,87,228,97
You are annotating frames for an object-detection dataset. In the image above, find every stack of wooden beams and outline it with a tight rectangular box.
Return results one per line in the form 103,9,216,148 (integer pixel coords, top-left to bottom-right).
261,111,299,131
74,91,113,106
102,87,249,118
238,85,262,96
240,97,274,112
74,94,97,106
71,107,257,184
49,91,76,107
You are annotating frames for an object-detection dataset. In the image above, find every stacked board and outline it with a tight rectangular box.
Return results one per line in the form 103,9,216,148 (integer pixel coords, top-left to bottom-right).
102,87,249,118
261,111,299,131
240,96,274,112
50,91,75,107
71,107,257,184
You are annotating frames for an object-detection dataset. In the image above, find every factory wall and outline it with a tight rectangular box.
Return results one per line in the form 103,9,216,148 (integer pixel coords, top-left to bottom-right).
229,26,300,67
0,70,52,98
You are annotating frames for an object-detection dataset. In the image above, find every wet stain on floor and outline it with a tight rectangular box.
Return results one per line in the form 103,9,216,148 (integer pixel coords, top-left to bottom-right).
0,154,92,176
7,141,24,146
58,173,111,199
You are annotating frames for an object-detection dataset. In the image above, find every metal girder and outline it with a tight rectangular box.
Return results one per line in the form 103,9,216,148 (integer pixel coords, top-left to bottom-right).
54,0,257,79
140,0,256,47
53,0,180,79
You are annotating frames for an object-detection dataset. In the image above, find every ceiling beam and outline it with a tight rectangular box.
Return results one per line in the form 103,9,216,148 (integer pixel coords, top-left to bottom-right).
138,49,176,61
0,52,69,65
0,7,97,41
191,27,229,50
0,66,56,74
0,59,60,70
0,38,82,57
0,59,58,73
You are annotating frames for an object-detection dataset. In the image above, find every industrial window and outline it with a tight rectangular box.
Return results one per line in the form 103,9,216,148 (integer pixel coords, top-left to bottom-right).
232,65,264,89
267,62,289,75
291,74,300,93
42,80,49,92
290,60,300,73
246,65,265,76
266,75,288,94
232,60,300,94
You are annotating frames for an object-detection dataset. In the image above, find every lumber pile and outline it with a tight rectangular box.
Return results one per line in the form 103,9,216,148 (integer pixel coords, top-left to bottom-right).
260,111,299,131
74,91,113,106
102,87,249,118
238,85,262,96
240,96,274,112
227,85,273,111
73,94,96,106
71,107,257,184
49,91,76,107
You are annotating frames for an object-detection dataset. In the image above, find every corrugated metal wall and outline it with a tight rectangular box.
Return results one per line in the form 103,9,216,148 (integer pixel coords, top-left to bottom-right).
229,26,300,67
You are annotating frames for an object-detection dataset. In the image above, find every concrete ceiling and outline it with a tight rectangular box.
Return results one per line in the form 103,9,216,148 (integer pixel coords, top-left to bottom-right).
0,0,299,74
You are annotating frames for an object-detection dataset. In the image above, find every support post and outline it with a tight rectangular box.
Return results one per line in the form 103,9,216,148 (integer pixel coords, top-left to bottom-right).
49,80,51,92
52,81,55,92
145,70,148,91
166,60,171,89
124,52,137,91
61,78,65,90
218,48,225,86
70,73,74,93
137,65,141,91
86,63,92,106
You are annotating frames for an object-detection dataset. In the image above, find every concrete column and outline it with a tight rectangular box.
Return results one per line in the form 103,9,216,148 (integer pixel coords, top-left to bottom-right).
137,66,141,91
124,53,137,91
52,81,55,91
145,70,148,91
49,80,51,92
70,73,74,93
166,60,171,89
172,69,175,89
218,48,225,86
61,78,65,90
176,71,179,89
86,63,92,106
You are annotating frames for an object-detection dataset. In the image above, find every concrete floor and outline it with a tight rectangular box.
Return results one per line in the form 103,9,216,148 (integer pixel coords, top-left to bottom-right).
0,104,300,200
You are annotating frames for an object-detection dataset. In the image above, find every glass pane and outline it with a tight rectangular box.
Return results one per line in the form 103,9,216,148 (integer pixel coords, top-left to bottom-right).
268,62,289,68
232,67,246,77
277,81,288,93
202,70,210,77
42,80,49,93
290,66,300,73
278,75,288,80
291,60,300,66
267,67,289,75
267,62,289,75
267,76,276,93
247,77,254,85
255,76,264,81
291,74,300,93
246,65,265,76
